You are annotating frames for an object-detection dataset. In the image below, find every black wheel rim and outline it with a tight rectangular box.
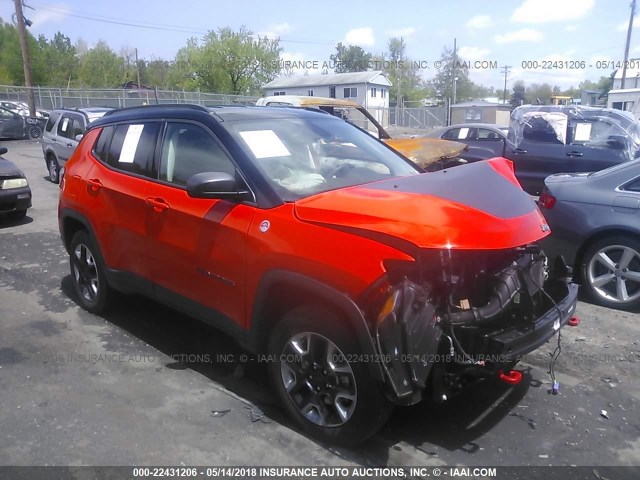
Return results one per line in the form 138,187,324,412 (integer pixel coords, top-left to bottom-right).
72,243,99,303
280,332,357,427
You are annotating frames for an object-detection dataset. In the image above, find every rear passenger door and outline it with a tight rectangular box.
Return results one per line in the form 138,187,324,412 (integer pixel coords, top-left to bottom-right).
86,122,160,286
506,116,568,195
144,121,255,325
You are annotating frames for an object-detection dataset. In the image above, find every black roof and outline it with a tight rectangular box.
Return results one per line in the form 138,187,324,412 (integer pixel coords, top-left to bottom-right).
90,103,334,129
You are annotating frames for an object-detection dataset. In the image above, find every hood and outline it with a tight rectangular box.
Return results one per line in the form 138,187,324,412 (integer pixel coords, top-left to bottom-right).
294,157,550,251
384,137,467,167
0,158,24,177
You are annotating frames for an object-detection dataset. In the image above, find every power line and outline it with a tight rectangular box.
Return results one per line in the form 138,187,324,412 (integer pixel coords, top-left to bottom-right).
27,1,336,45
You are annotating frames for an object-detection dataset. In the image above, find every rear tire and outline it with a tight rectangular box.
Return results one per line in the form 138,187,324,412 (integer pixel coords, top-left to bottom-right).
69,230,113,314
28,125,43,139
581,234,640,310
48,156,60,184
268,305,392,446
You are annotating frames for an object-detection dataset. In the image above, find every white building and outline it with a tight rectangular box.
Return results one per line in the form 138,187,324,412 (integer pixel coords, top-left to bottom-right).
607,62,640,118
263,71,392,122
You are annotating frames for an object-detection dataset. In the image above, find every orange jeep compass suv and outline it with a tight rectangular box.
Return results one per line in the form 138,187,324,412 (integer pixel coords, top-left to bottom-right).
58,104,578,446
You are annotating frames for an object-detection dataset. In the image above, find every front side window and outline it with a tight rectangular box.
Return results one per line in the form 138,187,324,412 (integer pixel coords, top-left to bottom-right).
159,122,236,186
45,111,61,132
226,115,420,200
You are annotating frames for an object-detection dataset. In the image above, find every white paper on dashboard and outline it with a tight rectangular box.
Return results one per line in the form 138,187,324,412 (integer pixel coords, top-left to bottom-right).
239,130,291,158
574,123,592,142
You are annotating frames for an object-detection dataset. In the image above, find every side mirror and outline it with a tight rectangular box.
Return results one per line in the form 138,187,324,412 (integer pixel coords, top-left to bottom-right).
0,147,7,155
607,135,627,150
186,172,251,200
75,134,84,142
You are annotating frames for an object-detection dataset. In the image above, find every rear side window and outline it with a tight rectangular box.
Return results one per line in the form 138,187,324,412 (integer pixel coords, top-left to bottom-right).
45,111,61,132
99,123,159,176
623,177,640,192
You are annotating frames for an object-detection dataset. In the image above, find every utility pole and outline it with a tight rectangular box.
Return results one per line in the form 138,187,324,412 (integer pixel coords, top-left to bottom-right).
452,38,457,105
622,0,636,89
135,48,141,89
501,65,511,104
13,0,36,117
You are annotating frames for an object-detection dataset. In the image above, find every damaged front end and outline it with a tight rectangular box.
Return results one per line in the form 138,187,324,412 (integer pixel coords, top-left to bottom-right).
365,245,578,405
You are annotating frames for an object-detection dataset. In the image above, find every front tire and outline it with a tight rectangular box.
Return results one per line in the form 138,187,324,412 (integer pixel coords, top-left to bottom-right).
69,230,112,314
268,305,392,446
581,234,640,310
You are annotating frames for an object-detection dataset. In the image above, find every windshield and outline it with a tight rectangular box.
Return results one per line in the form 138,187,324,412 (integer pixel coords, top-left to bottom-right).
225,115,420,200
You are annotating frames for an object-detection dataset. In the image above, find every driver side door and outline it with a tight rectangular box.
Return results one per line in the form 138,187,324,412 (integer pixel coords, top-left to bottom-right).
145,121,255,325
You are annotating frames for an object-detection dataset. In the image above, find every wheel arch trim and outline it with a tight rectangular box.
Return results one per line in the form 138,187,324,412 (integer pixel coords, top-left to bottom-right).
250,269,384,381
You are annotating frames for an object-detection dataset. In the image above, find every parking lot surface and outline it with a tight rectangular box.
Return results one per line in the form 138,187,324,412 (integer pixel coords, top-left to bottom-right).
0,140,639,468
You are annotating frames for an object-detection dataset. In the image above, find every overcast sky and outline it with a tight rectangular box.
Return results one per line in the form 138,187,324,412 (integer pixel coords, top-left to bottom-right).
0,0,637,89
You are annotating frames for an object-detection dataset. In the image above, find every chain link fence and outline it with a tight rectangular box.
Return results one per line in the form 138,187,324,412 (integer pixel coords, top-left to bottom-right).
0,85,259,110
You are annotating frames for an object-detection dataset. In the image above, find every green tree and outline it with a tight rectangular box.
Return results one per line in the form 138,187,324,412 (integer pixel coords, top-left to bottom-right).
40,32,79,87
180,26,281,94
77,40,123,87
525,82,554,104
381,37,427,105
330,42,372,73
432,46,475,103
511,80,526,107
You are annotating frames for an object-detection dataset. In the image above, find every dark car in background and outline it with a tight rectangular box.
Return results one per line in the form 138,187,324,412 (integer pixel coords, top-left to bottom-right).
427,123,509,163
42,107,114,183
506,105,640,195
0,146,32,220
0,106,44,140
539,160,640,310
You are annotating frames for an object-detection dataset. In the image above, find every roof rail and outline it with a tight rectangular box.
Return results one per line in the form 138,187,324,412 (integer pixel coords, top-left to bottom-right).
103,103,209,116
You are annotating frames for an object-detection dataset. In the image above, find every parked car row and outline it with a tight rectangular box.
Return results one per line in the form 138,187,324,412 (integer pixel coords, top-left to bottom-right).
0,146,32,219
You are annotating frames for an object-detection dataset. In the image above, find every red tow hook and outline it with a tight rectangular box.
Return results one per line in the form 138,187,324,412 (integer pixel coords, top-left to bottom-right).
498,369,523,385
568,316,580,327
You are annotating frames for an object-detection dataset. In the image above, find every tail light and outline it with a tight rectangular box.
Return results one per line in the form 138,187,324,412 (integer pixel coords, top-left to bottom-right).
539,191,556,209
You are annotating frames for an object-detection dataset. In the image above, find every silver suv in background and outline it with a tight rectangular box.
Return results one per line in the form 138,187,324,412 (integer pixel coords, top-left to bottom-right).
42,107,114,183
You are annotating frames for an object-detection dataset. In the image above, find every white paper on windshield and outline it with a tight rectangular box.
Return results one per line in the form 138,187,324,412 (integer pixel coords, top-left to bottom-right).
457,127,469,139
61,117,69,132
119,124,145,164
239,130,291,158
574,123,592,142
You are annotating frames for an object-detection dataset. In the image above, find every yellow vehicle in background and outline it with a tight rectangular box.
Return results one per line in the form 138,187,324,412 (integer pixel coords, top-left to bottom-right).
256,95,467,169
550,95,573,106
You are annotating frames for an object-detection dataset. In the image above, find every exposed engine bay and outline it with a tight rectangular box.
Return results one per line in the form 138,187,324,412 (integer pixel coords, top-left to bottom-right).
369,245,578,405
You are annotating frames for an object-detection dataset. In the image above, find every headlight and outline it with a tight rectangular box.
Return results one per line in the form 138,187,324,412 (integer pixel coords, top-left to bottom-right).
1,177,29,189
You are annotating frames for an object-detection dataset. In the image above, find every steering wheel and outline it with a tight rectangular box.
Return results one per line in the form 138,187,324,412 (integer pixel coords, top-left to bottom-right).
327,163,355,179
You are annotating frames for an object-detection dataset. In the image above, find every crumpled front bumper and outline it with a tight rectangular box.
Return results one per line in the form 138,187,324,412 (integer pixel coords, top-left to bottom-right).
373,255,579,405
487,282,578,361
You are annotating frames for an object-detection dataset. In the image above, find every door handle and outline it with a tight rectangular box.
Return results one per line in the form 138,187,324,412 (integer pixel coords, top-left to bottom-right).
66,143,73,147
87,178,103,192
146,197,170,212
566,151,583,157
513,148,527,154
